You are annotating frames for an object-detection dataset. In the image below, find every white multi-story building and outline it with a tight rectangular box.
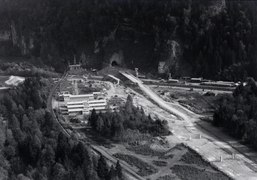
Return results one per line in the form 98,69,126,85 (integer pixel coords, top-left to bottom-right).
64,99,107,116
59,92,107,116
59,92,104,101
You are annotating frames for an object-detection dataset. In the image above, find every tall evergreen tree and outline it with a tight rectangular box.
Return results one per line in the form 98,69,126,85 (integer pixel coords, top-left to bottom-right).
97,155,109,179
125,95,133,114
115,160,122,179
107,165,116,180
89,109,97,129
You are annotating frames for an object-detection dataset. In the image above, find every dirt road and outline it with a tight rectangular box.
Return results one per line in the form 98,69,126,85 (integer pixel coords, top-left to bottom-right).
120,71,257,180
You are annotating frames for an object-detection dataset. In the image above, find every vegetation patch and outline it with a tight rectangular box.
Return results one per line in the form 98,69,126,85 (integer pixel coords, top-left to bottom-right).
157,175,177,180
171,165,231,180
0,78,123,180
180,148,214,169
0,76,9,86
155,87,219,114
213,79,257,150
166,143,186,154
152,160,167,167
0,61,59,77
126,144,166,157
121,129,152,143
114,153,158,176
88,95,170,142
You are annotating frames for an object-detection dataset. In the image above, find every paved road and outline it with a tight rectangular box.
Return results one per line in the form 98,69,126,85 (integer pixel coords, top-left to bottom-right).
121,71,190,120
120,71,257,180
47,72,144,180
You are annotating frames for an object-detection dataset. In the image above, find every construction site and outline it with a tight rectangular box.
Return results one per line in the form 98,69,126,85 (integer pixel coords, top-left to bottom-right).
51,64,257,180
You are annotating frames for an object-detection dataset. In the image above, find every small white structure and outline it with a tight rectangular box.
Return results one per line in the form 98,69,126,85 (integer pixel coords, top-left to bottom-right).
5,76,25,86
158,61,166,74
190,77,203,83
135,68,139,77
67,77,84,83
168,78,179,83
69,56,82,71
69,64,82,71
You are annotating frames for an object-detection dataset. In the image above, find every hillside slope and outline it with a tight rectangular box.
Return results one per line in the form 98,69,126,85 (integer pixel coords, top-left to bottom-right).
0,0,257,80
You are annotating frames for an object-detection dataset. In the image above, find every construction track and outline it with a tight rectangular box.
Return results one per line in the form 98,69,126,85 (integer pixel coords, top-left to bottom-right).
120,71,257,180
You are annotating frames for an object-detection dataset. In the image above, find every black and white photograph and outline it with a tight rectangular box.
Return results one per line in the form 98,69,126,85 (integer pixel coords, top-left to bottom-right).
0,0,256,179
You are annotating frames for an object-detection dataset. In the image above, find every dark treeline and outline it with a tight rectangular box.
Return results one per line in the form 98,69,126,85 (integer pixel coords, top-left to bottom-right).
213,78,257,150
88,95,170,141
1,0,257,80
0,78,122,180
0,61,59,78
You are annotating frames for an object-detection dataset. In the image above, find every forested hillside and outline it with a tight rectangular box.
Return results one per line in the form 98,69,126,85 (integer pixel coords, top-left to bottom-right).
213,78,257,150
0,78,122,180
0,0,257,80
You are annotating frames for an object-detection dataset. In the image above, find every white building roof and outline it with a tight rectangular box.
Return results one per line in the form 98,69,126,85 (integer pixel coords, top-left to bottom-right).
67,107,106,113
68,108,84,112
90,106,106,110
88,99,107,104
66,99,106,105
67,101,84,105
89,103,107,108
67,102,106,108
70,94,93,98
5,76,25,86
67,104,85,109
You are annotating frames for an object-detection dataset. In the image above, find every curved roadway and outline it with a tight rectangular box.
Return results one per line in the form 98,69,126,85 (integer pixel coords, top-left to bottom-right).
120,71,257,180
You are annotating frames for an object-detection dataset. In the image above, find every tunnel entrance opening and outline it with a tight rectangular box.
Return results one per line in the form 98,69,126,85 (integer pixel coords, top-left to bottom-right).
111,61,119,67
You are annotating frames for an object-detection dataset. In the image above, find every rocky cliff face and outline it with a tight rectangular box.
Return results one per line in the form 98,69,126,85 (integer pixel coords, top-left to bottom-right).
1,0,257,80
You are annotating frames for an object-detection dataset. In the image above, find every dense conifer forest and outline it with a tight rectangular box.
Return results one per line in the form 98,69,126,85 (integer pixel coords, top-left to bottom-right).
88,95,170,141
213,78,257,150
0,78,122,180
0,0,257,80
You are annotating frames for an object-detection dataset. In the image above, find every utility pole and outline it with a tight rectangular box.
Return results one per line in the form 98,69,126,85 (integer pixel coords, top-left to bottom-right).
135,68,139,77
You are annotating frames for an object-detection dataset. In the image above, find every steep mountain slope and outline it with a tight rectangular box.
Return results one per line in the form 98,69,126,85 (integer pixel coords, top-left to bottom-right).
0,0,257,81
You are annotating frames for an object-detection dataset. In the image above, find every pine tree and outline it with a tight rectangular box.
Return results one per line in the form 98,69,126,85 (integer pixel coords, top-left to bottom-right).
125,95,133,114
89,109,97,129
10,114,20,130
96,116,104,133
106,165,116,180
97,155,109,179
22,114,30,132
115,160,122,179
